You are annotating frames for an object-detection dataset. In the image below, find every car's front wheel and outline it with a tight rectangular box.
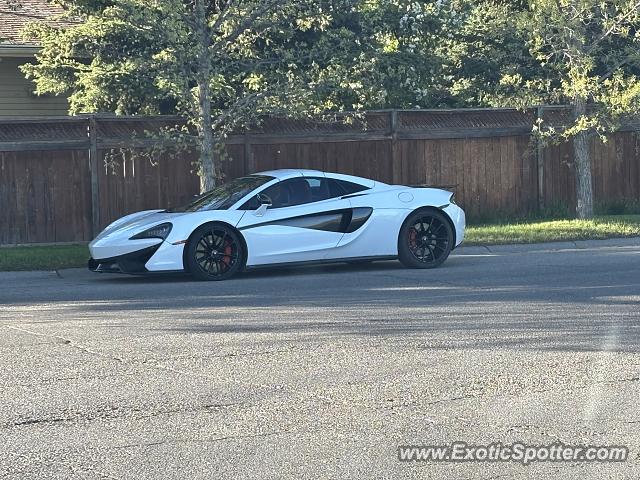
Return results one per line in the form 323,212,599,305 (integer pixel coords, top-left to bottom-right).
398,209,454,269
185,223,244,281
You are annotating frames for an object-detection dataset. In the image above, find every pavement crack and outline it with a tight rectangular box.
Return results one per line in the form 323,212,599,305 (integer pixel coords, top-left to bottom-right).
110,430,293,450
6,325,256,382
4,326,123,363
5,401,246,430
16,371,140,387
146,348,293,362
426,394,479,406
141,363,217,379
4,327,240,381
12,416,70,427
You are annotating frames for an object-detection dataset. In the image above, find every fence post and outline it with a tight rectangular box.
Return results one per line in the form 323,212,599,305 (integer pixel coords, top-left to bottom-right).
390,110,401,183
244,134,254,173
88,115,100,237
536,106,545,212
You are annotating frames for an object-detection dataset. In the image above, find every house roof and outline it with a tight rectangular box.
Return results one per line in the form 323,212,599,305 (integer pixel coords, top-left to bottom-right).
0,0,68,47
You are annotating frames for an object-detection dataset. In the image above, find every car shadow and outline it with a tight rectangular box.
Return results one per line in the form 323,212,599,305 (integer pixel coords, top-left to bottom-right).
92,259,414,284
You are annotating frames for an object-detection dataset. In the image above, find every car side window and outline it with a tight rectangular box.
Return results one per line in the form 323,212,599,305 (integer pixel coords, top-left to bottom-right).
240,194,261,210
273,177,331,208
240,177,370,210
241,177,332,210
328,179,370,197
261,181,298,208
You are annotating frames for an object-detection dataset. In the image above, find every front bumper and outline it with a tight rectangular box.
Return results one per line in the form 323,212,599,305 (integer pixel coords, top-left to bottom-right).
88,244,161,274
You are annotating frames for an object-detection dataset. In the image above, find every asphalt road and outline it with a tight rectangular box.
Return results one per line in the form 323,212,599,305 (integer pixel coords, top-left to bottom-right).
1,239,640,479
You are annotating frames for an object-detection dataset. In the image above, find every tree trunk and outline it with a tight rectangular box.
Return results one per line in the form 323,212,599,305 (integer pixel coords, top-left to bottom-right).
572,98,594,219
195,0,215,193
198,79,215,193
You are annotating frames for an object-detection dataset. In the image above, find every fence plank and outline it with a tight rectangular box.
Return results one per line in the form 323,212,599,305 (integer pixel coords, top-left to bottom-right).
2,110,640,244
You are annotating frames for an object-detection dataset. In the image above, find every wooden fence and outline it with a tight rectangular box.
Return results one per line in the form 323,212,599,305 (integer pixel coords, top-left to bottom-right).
1,108,639,244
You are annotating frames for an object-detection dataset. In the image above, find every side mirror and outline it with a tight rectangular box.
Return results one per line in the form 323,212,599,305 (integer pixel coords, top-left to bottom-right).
254,193,272,217
256,193,273,206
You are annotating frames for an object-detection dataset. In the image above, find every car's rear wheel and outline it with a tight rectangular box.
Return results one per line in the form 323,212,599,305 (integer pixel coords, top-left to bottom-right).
398,209,454,269
186,223,244,281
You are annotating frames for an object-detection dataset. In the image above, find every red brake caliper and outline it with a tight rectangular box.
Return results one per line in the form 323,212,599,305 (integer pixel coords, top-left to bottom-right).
222,240,233,266
409,228,417,248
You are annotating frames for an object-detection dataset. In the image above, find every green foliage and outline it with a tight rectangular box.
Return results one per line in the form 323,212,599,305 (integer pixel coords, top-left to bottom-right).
20,1,546,115
369,1,543,108
22,1,391,118
524,0,640,136
20,1,640,116
374,0,640,118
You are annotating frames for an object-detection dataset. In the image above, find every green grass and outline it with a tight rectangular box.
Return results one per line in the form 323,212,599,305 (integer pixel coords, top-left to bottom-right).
1,215,640,271
0,244,89,272
465,215,640,246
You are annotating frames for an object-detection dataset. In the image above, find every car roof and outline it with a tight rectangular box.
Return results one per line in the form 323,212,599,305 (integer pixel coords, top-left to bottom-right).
254,169,323,180
253,169,379,188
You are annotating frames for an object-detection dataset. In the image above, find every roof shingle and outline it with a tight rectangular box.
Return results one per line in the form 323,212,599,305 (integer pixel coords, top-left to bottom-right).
0,0,68,45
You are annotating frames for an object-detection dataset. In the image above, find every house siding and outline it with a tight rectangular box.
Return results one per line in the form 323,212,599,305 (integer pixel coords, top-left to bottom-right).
0,57,69,116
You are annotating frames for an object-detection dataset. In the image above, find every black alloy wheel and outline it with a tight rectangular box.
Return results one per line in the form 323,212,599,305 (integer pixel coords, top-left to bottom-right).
186,224,244,280
398,209,454,269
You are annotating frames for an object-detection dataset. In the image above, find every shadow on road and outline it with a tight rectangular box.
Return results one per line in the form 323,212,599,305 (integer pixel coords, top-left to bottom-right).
2,250,639,354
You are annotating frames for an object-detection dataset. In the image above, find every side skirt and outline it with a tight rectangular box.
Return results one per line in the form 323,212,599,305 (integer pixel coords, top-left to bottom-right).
90,268,186,276
243,255,398,271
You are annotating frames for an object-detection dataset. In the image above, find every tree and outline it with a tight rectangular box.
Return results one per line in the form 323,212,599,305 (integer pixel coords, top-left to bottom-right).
498,0,640,218
369,1,541,109
22,0,382,191
434,1,544,108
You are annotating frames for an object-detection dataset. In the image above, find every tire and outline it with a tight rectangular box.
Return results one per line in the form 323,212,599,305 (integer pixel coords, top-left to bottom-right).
398,209,454,269
185,223,244,281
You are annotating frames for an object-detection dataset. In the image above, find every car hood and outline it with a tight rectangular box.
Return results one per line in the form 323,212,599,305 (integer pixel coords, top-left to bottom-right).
94,209,184,241
92,208,249,246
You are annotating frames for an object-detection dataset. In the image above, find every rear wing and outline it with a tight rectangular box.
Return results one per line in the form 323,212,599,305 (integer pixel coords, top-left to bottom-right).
408,184,458,191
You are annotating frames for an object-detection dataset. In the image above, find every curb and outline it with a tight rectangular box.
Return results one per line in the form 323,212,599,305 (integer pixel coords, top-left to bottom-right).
0,270,61,281
454,236,640,256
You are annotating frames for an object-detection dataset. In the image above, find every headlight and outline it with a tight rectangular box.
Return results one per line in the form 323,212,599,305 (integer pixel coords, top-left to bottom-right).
130,223,173,240
449,193,457,205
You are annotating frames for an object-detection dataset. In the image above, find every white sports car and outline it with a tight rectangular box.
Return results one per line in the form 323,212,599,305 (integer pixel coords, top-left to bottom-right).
88,169,465,280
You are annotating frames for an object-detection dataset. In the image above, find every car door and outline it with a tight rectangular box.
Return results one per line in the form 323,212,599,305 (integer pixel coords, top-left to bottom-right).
323,177,401,260
236,176,353,266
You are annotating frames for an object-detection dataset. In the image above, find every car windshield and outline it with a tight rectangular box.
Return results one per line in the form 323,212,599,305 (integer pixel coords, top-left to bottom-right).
168,175,273,212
